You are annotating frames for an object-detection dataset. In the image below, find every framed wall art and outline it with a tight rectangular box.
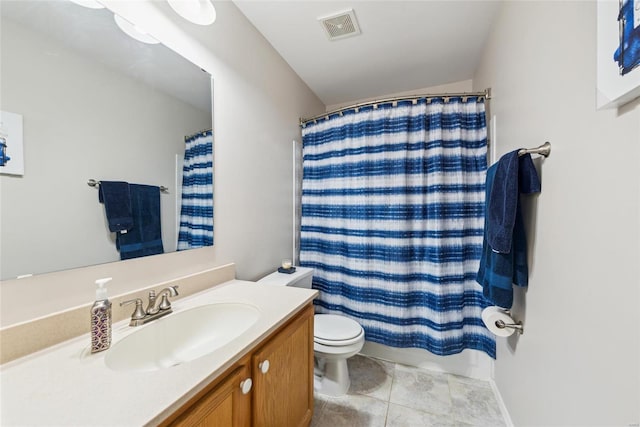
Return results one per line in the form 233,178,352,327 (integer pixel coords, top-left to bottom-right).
0,110,24,176
597,0,640,108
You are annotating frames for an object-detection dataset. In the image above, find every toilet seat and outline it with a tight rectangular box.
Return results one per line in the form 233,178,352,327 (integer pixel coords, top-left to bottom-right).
314,314,364,346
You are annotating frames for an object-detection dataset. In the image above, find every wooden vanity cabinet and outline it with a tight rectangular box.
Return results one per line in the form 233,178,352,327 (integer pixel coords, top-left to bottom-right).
252,304,314,427
163,303,314,427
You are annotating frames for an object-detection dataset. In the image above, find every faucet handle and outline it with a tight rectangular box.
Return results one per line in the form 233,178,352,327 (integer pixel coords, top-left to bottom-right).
120,298,145,320
158,286,179,310
158,294,171,311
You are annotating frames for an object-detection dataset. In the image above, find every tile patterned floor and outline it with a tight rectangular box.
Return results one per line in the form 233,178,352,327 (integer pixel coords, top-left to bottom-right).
311,355,505,427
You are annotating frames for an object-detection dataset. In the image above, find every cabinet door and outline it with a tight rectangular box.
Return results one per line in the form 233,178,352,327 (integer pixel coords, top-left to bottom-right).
170,364,251,427
252,304,314,427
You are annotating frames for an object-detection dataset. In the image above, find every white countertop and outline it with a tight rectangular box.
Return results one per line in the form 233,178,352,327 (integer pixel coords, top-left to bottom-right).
0,280,317,426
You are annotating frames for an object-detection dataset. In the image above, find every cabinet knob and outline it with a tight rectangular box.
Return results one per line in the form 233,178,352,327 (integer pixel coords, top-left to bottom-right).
240,378,252,394
258,360,270,374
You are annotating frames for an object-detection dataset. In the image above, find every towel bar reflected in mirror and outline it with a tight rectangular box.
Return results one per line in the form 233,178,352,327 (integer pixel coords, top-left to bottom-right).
87,179,169,193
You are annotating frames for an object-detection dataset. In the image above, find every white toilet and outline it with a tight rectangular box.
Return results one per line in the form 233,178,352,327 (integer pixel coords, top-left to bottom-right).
257,267,365,396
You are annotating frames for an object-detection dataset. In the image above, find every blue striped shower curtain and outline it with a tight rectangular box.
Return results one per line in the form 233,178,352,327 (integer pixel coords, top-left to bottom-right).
177,129,213,250
300,98,494,358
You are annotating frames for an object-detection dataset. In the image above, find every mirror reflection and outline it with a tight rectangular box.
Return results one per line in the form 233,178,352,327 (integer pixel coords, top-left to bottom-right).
0,0,214,280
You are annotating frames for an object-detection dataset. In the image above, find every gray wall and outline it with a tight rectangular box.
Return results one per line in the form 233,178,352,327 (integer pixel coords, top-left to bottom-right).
474,2,640,425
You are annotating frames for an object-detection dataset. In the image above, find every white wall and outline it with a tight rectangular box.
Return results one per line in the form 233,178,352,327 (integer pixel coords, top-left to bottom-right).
0,19,211,280
324,79,473,112
473,2,640,425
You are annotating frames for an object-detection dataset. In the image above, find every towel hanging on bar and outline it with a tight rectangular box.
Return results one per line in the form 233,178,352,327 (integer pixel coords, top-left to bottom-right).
97,181,133,233
476,149,542,309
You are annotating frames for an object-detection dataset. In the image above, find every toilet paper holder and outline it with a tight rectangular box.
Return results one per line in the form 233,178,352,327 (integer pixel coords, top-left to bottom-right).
494,311,524,335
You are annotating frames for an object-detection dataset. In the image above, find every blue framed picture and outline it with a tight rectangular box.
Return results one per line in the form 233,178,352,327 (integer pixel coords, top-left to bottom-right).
0,111,24,176
614,0,640,75
597,0,640,108
0,138,10,167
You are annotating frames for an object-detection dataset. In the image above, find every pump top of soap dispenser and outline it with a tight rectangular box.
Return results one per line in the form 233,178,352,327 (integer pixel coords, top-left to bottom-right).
95,277,112,301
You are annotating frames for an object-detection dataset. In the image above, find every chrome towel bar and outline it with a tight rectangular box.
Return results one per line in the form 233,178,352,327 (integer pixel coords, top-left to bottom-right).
518,141,551,158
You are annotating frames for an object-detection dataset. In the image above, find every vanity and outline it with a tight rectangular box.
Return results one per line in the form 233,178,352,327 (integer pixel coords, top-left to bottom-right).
0,278,317,426
164,301,314,427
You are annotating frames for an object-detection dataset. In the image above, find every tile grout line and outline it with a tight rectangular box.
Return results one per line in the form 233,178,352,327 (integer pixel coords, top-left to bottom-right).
446,373,458,424
382,362,399,426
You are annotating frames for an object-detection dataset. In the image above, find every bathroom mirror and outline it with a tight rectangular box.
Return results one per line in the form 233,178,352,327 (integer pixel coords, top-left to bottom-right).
0,1,213,280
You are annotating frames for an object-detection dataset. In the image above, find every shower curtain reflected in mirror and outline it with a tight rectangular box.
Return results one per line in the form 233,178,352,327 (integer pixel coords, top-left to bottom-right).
300,97,494,358
177,129,213,250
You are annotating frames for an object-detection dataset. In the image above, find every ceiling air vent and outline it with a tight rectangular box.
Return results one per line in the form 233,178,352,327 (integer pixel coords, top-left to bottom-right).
318,9,361,41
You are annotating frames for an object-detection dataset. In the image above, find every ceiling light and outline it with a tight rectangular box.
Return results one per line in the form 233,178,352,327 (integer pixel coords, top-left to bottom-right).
68,0,105,9
113,14,160,45
167,0,216,26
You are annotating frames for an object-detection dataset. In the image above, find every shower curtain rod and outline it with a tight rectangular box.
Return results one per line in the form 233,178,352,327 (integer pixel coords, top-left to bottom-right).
184,127,212,140
300,88,492,126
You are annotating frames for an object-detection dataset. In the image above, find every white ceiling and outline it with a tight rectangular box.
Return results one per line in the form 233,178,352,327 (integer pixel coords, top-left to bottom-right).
234,1,503,106
4,1,501,112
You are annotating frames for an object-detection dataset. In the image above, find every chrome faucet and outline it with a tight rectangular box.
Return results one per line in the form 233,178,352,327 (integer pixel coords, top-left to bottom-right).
121,285,179,327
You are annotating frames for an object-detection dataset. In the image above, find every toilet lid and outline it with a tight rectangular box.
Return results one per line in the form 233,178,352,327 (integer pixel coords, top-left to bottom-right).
314,314,363,345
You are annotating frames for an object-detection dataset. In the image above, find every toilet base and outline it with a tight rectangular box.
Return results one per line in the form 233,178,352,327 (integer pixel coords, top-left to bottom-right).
314,357,351,397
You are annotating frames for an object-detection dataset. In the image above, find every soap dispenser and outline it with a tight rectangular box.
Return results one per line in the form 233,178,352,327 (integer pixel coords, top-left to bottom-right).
90,277,112,353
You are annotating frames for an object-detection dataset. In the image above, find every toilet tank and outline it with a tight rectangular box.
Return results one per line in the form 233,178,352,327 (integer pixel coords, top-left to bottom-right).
256,267,314,289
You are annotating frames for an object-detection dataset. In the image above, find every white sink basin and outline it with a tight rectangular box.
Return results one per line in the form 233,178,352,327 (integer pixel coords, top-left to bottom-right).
105,303,260,372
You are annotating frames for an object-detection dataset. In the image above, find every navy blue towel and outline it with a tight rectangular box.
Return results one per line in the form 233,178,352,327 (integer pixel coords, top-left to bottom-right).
476,153,541,308
116,184,164,260
98,181,133,232
488,151,541,253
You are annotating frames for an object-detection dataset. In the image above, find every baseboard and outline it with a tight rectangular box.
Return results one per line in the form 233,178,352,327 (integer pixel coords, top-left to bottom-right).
359,341,494,380
489,378,514,427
